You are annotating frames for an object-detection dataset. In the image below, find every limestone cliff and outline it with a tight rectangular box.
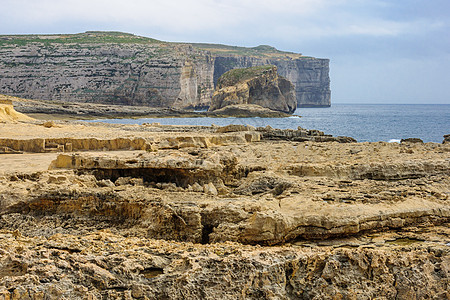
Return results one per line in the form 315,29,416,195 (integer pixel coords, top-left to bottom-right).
0,32,330,109
209,65,297,113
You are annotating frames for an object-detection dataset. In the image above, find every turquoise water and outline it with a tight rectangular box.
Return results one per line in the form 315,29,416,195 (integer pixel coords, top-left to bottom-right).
87,104,450,143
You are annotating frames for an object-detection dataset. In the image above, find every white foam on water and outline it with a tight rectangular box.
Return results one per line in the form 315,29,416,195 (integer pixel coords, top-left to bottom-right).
388,139,401,143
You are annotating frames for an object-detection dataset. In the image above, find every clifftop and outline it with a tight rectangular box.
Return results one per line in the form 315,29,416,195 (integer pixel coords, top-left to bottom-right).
0,31,302,59
0,31,161,45
192,42,305,59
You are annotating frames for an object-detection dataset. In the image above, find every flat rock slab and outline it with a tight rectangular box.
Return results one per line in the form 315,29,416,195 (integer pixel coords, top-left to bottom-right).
0,153,59,175
2,140,448,245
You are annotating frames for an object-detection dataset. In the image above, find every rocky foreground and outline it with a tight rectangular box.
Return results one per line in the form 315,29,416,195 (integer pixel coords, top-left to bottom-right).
0,120,449,299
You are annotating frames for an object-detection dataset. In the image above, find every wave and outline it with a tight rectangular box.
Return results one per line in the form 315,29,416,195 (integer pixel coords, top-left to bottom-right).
388,139,401,143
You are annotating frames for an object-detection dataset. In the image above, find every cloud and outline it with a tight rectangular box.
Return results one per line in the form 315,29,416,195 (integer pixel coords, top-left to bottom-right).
2,0,447,43
2,0,328,31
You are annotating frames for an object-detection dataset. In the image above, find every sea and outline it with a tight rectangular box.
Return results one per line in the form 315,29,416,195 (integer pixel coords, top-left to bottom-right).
87,104,450,143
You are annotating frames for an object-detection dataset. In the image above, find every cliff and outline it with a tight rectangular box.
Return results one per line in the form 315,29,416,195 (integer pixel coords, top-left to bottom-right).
0,32,330,109
210,65,297,113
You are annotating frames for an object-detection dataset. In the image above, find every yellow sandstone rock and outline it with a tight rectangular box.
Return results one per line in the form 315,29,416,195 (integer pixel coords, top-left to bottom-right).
0,96,34,123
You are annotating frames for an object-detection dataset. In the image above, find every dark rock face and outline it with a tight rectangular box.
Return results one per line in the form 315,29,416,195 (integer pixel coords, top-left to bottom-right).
256,126,357,143
0,33,331,109
209,66,297,114
443,134,450,144
207,104,290,118
401,138,424,144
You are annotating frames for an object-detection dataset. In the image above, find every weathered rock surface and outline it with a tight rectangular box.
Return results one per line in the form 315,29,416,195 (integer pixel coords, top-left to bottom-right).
401,138,424,144
209,65,297,114
0,32,331,108
0,121,261,153
207,104,290,118
12,96,211,119
0,229,448,299
257,125,357,143
0,121,449,298
0,95,34,123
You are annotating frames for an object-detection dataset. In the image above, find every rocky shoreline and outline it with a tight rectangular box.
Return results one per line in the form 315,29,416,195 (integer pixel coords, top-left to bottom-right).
0,114,449,299
11,96,291,120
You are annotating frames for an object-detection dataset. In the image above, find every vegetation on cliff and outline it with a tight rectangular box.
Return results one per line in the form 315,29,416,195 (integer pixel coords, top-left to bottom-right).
192,42,306,59
0,31,161,47
0,31,300,59
216,65,274,88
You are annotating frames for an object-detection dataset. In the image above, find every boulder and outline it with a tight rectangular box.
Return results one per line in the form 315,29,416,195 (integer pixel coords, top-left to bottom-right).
207,104,290,118
401,138,423,144
209,65,297,114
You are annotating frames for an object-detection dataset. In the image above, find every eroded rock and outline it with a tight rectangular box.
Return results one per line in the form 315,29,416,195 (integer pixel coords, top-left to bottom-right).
0,229,447,299
0,122,449,298
209,65,297,114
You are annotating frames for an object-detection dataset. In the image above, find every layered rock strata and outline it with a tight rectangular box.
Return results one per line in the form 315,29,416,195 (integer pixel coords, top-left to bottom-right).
0,121,448,298
0,32,330,108
209,65,297,113
0,230,447,299
0,122,354,155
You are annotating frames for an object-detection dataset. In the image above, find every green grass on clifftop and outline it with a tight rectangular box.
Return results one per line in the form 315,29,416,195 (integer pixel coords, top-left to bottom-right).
0,32,161,47
217,65,275,87
0,31,310,60
192,43,305,59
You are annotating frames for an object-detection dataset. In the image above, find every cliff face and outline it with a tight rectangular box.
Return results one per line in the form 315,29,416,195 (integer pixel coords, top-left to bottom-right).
210,65,297,113
0,32,330,108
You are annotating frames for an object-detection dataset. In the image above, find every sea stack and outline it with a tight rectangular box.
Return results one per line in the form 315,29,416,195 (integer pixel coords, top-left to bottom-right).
209,65,297,114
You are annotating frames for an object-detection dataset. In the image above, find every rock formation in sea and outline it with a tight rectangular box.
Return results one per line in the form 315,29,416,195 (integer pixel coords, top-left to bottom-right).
443,134,450,144
209,65,297,114
0,31,331,108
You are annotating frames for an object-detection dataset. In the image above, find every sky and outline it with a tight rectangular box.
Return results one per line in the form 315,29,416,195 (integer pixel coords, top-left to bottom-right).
1,0,449,104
